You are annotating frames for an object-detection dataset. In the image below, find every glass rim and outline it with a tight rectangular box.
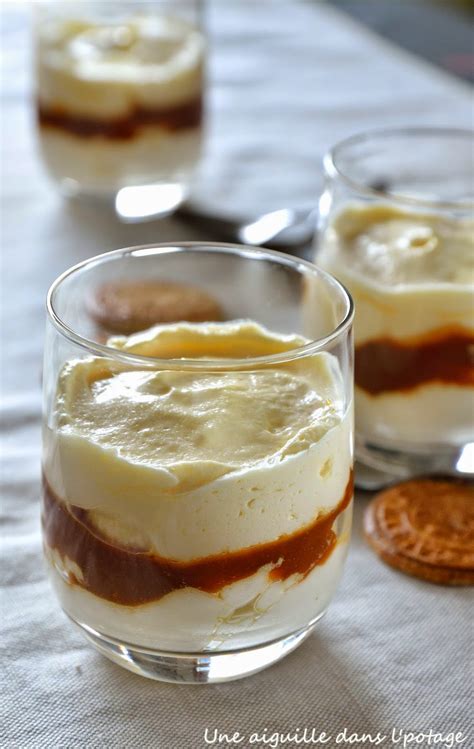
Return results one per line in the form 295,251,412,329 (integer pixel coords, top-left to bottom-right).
324,126,474,211
46,242,354,371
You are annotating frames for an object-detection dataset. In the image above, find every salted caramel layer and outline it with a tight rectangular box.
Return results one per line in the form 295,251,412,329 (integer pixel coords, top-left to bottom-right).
42,472,353,606
355,326,474,396
38,97,202,139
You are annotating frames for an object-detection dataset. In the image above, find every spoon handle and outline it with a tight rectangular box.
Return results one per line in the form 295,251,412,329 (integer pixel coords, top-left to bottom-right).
175,204,243,243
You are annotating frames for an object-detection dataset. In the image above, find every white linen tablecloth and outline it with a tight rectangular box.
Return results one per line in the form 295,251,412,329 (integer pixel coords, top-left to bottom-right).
1,2,472,747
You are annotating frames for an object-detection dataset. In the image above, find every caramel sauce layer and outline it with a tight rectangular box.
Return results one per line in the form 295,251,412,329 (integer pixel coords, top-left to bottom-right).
38,97,203,139
355,326,474,396
42,472,353,606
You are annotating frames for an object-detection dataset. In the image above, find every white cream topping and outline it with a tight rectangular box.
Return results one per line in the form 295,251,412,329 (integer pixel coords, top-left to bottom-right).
322,204,474,288
56,325,342,492
44,321,352,561
36,14,205,116
318,203,474,343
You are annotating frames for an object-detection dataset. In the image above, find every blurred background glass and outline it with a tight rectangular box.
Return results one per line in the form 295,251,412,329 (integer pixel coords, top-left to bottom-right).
315,127,474,484
33,0,205,213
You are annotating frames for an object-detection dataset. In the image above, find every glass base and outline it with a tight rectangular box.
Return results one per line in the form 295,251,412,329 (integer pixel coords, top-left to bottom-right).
355,437,474,491
70,616,321,683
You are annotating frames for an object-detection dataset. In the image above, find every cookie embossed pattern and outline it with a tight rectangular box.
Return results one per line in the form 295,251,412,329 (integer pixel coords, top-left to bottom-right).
364,480,474,586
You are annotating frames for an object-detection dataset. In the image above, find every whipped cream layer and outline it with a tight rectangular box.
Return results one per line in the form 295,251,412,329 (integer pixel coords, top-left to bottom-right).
45,321,351,561
36,14,205,117
325,204,473,286
318,204,474,344
356,385,474,445
38,127,201,192
46,538,350,651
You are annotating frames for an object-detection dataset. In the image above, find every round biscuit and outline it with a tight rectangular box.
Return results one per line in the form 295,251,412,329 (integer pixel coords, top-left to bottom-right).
88,280,224,334
364,479,474,586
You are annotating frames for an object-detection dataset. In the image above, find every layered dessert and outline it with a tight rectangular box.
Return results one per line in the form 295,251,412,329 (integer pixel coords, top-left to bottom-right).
318,204,474,447
35,13,205,193
42,321,353,652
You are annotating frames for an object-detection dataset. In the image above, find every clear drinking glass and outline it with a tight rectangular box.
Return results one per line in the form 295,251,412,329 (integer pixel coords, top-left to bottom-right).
42,243,354,683
34,1,205,216
315,127,474,486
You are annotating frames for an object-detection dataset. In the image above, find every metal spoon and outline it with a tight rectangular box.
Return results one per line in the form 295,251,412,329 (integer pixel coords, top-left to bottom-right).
174,203,318,250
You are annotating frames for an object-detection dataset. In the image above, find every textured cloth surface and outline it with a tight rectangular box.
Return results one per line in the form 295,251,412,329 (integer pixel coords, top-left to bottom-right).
1,2,473,748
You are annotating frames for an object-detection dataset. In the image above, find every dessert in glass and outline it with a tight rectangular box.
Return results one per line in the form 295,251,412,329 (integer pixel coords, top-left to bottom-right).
316,128,474,484
34,1,205,210
42,243,354,683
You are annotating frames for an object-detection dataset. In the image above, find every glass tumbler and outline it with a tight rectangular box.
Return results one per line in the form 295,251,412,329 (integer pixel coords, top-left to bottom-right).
315,127,474,486
34,1,205,217
42,243,354,683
